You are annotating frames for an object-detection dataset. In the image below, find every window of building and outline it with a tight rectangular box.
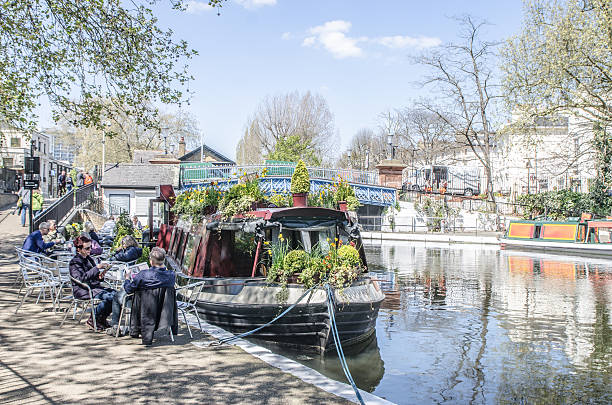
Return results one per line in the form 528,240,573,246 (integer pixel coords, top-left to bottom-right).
10,138,20,147
109,194,130,215
3,158,14,167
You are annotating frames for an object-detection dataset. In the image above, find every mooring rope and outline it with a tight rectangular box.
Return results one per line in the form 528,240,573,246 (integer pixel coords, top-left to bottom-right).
210,284,319,346
325,283,366,405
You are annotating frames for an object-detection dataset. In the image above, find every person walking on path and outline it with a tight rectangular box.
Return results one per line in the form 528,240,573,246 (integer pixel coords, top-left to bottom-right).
32,188,43,218
76,171,84,188
58,170,66,195
17,186,31,227
66,173,73,192
83,172,93,186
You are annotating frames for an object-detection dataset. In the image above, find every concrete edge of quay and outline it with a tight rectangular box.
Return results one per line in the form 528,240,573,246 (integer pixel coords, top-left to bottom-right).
361,231,501,245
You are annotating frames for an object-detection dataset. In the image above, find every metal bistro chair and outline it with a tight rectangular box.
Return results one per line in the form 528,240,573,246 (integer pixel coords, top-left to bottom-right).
175,281,206,339
60,276,100,331
14,248,46,292
114,292,135,338
15,256,59,313
38,255,73,312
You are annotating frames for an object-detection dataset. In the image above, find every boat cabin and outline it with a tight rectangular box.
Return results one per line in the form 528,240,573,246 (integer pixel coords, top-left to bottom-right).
505,219,612,244
155,206,367,278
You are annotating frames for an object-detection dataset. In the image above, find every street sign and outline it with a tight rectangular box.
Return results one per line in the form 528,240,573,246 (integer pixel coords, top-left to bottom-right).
24,179,39,189
24,157,40,175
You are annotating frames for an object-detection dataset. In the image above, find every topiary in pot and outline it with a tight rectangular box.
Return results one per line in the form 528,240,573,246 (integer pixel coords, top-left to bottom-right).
291,160,310,207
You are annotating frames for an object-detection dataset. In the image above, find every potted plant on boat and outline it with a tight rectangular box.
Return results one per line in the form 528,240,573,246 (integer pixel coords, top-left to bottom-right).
219,171,266,219
290,160,310,207
333,176,360,212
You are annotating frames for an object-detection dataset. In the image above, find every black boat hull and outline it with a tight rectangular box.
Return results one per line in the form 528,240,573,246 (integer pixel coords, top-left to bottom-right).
189,279,384,354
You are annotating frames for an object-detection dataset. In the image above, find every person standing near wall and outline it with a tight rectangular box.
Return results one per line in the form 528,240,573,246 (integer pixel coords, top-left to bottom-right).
32,188,43,218
17,186,31,227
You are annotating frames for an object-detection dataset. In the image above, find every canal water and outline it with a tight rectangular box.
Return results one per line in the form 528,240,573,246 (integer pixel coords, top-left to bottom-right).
280,242,612,404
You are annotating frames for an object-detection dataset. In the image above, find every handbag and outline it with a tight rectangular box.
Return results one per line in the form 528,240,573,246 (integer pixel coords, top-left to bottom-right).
16,197,23,208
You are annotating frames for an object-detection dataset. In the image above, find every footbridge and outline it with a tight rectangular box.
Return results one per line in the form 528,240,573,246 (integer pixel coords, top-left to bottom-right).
180,163,397,206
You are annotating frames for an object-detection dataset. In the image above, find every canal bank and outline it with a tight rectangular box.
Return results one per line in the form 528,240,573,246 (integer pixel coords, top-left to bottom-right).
0,205,373,404
361,230,502,245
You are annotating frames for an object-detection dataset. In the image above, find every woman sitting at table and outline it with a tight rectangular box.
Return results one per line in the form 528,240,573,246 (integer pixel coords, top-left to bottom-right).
83,221,100,245
109,235,142,263
69,235,113,331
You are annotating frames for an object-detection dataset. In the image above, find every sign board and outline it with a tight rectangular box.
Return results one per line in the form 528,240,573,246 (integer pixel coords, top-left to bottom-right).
24,157,40,175
24,179,40,189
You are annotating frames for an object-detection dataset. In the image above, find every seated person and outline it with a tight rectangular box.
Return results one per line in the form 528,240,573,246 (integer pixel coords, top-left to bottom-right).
132,215,143,231
107,247,175,339
68,235,114,331
43,219,66,244
109,235,142,263
100,215,116,235
23,222,55,254
80,232,102,255
83,221,100,245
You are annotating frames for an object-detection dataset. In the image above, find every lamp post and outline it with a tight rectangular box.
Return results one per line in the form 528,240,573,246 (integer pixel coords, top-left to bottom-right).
387,133,396,159
525,159,532,194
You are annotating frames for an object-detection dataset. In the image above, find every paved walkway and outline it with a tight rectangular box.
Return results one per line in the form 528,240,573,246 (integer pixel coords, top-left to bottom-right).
0,205,349,404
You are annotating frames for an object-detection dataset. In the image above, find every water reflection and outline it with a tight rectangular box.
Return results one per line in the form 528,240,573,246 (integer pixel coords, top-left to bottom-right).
279,242,611,404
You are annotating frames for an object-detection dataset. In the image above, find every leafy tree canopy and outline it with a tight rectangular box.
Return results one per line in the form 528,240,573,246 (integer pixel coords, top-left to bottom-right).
0,0,224,135
267,134,322,166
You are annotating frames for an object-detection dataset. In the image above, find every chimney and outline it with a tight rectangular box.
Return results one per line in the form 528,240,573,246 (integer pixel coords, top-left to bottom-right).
178,136,186,157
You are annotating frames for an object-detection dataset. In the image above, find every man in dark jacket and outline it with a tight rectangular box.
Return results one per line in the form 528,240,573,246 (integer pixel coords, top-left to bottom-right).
69,235,113,330
23,222,55,254
107,247,175,340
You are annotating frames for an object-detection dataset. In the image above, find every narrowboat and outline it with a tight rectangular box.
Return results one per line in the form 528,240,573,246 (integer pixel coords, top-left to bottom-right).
155,202,385,354
501,217,612,258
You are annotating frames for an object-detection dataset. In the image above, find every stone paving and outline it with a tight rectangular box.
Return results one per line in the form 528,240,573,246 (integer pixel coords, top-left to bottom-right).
0,205,350,404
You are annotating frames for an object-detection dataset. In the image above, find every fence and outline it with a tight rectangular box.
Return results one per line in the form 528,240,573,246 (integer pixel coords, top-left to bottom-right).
399,190,525,216
358,214,508,234
88,195,128,217
180,163,379,186
33,183,95,229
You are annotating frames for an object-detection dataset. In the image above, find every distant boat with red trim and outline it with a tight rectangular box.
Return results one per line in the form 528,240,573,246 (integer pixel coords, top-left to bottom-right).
501,214,612,257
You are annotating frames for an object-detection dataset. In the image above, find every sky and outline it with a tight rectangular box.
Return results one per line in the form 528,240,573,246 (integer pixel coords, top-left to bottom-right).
41,0,526,161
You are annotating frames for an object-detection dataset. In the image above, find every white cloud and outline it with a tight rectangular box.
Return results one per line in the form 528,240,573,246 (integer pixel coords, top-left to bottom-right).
235,0,277,9
303,20,363,59
281,32,292,40
184,1,214,14
375,35,441,49
300,20,440,59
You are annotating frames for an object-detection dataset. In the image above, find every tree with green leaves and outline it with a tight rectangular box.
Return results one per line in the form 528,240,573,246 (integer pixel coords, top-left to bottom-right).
502,0,612,128
502,0,612,210
0,0,224,136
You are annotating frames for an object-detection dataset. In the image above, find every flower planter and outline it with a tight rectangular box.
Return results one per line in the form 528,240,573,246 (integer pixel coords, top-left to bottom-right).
292,192,308,207
337,201,348,212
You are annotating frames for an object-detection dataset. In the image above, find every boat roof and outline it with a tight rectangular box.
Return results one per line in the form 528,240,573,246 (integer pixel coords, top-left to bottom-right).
587,220,612,228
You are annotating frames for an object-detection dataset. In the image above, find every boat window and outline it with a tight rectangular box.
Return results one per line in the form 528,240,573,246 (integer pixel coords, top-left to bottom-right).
182,233,197,273
598,229,612,243
231,231,257,276
534,225,542,238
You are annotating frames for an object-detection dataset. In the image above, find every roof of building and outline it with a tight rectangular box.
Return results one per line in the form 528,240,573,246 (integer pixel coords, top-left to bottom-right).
132,150,165,164
101,163,179,188
179,144,235,164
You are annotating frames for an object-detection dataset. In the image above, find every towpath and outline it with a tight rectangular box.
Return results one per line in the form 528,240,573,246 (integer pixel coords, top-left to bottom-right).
0,204,350,404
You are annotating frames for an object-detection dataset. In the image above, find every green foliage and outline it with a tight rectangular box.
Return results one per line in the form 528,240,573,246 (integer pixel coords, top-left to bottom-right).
333,176,360,210
266,135,322,166
415,197,459,231
0,0,199,134
290,160,311,194
65,222,83,240
137,246,150,265
69,169,78,187
307,185,336,208
111,212,140,252
172,185,222,223
283,250,309,275
337,245,361,268
267,192,292,208
219,172,265,219
519,186,612,220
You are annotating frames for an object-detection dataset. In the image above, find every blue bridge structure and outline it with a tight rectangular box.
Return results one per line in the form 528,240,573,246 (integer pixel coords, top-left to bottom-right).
180,163,397,207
